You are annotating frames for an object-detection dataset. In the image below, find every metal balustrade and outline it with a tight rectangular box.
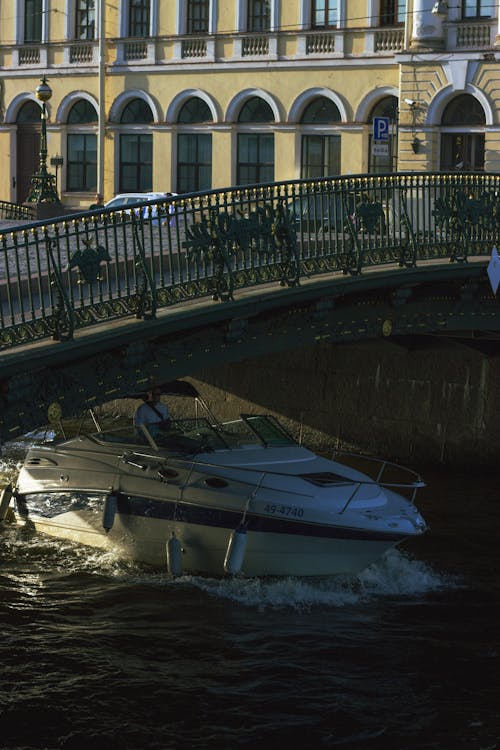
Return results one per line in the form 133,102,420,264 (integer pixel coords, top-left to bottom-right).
0,172,498,352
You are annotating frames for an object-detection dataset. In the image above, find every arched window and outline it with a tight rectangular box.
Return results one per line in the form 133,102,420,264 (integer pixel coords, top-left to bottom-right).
301,96,341,178
238,97,274,123
68,100,97,124
368,96,398,174
440,94,485,171
119,98,154,192
16,100,41,123
237,97,274,185
120,98,154,123
177,98,213,193
67,99,98,192
442,94,485,125
178,98,212,123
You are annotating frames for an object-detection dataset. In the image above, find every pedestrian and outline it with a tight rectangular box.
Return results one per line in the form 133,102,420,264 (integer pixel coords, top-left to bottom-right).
89,193,104,210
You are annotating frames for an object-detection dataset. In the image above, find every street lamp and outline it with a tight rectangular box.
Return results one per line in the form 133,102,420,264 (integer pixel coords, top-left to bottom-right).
25,75,62,218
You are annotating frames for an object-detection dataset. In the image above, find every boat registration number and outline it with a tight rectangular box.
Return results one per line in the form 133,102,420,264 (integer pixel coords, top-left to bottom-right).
264,503,304,518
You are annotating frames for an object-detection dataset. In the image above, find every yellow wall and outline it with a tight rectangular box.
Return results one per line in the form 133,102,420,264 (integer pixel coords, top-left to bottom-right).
0,2,498,210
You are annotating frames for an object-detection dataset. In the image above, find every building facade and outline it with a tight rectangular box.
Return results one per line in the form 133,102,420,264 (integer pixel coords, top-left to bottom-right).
0,0,499,210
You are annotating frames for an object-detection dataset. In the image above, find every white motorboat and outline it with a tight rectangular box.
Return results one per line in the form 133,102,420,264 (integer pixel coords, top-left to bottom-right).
7,381,427,577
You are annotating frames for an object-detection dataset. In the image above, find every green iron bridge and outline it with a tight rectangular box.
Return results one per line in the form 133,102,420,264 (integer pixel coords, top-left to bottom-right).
0,172,499,440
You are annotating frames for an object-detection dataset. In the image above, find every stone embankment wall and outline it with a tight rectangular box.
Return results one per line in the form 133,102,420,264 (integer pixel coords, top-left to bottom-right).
190,341,500,471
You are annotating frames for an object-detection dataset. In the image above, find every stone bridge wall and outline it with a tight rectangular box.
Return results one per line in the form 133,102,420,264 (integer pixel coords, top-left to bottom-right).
190,340,500,471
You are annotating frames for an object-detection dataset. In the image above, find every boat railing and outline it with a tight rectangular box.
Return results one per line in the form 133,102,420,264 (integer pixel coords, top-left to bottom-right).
330,449,425,504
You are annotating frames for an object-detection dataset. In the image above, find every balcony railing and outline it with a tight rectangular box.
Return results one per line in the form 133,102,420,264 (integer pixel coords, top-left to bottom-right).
305,31,337,55
453,19,495,48
9,21,498,71
374,27,405,52
18,46,41,65
69,42,95,64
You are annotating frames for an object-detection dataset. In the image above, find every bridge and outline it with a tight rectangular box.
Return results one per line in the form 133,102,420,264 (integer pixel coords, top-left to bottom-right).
1,172,499,463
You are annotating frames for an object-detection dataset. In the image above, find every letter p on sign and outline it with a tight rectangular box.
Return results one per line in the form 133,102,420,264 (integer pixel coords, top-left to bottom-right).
373,117,390,141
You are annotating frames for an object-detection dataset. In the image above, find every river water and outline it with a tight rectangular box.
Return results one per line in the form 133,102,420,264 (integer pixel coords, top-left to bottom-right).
0,437,498,750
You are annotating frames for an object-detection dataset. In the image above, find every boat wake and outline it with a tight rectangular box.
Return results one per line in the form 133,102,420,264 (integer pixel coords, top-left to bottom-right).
183,548,457,610
2,520,455,610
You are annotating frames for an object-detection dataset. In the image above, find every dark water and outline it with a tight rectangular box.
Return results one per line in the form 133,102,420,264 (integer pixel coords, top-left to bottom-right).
1,442,499,750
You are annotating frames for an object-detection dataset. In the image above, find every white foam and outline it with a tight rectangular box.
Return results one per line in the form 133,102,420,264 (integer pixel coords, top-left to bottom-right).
181,549,456,610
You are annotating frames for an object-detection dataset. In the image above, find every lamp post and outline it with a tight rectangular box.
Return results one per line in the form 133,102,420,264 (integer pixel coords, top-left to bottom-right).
25,75,62,218
50,155,64,196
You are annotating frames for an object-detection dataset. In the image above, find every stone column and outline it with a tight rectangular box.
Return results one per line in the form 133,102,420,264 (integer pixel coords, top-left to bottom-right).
410,0,447,51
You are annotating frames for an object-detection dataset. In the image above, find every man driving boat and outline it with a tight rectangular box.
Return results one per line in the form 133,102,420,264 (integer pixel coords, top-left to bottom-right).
134,388,171,439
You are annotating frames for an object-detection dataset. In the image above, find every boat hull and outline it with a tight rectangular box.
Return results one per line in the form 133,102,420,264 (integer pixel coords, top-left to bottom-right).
15,490,409,577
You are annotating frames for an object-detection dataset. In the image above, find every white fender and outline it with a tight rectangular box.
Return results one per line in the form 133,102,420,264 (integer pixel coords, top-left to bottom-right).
166,532,183,577
0,484,13,521
102,493,118,532
224,525,247,575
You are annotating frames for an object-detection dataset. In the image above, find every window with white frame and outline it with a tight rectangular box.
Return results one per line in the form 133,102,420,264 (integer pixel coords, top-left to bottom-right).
187,0,210,33
67,99,98,191
177,0,215,34
128,0,150,37
311,0,338,28
379,0,405,25
300,97,341,178
25,0,43,42
237,97,275,185
248,0,271,31
236,0,278,32
75,0,96,39
177,98,213,192
462,0,490,17
119,99,154,192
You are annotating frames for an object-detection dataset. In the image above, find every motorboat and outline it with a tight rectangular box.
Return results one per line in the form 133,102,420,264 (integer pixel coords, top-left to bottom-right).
6,380,427,577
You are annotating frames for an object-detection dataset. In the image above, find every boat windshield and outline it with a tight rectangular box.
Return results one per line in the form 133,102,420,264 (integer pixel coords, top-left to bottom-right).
90,414,296,451
219,414,296,447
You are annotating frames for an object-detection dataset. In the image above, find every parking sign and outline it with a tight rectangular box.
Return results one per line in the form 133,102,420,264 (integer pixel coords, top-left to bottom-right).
373,116,390,141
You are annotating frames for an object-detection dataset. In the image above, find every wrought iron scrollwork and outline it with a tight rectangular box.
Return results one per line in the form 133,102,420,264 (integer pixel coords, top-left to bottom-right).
185,201,301,300
432,188,497,262
398,190,418,267
69,239,110,285
185,208,236,301
271,201,300,287
131,214,157,318
46,234,74,341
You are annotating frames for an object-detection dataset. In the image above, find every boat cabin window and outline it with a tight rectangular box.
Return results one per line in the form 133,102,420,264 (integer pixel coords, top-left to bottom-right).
221,415,297,447
240,415,296,446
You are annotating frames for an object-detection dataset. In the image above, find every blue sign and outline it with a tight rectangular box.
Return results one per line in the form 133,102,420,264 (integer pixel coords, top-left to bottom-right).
373,116,390,141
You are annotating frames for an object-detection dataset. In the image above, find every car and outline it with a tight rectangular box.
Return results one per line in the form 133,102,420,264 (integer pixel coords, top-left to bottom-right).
104,192,176,219
288,191,385,237
288,192,356,237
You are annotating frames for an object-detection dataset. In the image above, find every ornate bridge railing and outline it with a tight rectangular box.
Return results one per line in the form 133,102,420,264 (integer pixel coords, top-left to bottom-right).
1,172,498,351
0,200,34,222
